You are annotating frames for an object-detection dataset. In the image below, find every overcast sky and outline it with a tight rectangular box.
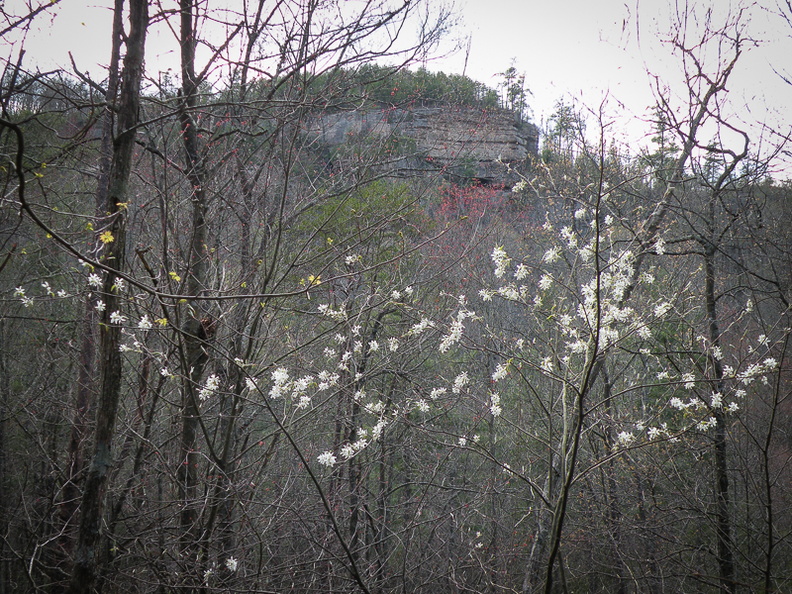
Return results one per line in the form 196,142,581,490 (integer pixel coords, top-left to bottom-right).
7,0,792,171
435,0,792,158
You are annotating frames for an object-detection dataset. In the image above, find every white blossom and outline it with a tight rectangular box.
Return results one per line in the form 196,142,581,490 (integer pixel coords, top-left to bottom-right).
199,374,220,401
317,371,339,391
654,302,672,317
364,400,385,414
371,420,387,440
489,392,502,417
270,367,290,398
560,226,577,248
288,376,309,394
109,311,126,325
710,392,723,409
492,362,508,382
543,246,561,263
497,285,520,300
317,451,337,467
639,271,655,284
491,246,511,278
616,431,635,447
429,387,447,400
669,397,686,410
452,372,469,393
410,317,433,335
439,318,464,353
567,339,588,354
317,303,345,320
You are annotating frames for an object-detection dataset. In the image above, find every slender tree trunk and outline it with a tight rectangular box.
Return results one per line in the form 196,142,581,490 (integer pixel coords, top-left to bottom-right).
602,369,628,594
521,453,559,594
67,1,148,591
176,0,211,580
0,320,9,594
59,0,123,570
704,245,735,593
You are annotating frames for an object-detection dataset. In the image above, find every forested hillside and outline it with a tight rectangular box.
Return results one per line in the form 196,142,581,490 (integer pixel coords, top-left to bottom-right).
1,1,791,593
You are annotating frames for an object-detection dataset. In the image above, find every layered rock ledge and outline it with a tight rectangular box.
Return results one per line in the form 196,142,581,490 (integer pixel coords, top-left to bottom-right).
305,105,539,185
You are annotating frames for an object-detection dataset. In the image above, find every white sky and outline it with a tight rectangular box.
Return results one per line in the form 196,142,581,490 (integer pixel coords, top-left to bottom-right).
435,0,792,163
6,0,792,173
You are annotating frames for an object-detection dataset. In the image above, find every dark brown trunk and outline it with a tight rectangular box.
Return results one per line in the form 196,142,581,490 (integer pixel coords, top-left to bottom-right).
67,1,148,591
705,246,735,594
176,0,211,580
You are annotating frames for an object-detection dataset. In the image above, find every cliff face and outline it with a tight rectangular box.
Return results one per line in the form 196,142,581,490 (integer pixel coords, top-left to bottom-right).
306,105,539,185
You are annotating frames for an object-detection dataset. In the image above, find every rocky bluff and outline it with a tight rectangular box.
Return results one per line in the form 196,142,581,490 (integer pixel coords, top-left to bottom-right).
305,105,539,186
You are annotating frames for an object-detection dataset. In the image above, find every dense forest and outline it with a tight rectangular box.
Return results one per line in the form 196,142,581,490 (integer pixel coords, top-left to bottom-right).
1,1,791,593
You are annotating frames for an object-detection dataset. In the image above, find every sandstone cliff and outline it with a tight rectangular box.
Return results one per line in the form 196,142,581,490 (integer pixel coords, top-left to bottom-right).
305,105,539,185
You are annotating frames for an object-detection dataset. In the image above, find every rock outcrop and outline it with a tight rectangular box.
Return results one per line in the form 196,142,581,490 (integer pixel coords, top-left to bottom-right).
305,105,539,185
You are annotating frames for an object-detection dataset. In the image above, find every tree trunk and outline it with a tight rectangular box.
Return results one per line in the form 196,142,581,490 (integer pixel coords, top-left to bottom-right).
176,0,211,581
704,245,735,593
67,1,148,591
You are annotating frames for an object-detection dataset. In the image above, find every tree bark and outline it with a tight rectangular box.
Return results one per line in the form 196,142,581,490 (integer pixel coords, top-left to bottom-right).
67,1,148,592
704,245,735,594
